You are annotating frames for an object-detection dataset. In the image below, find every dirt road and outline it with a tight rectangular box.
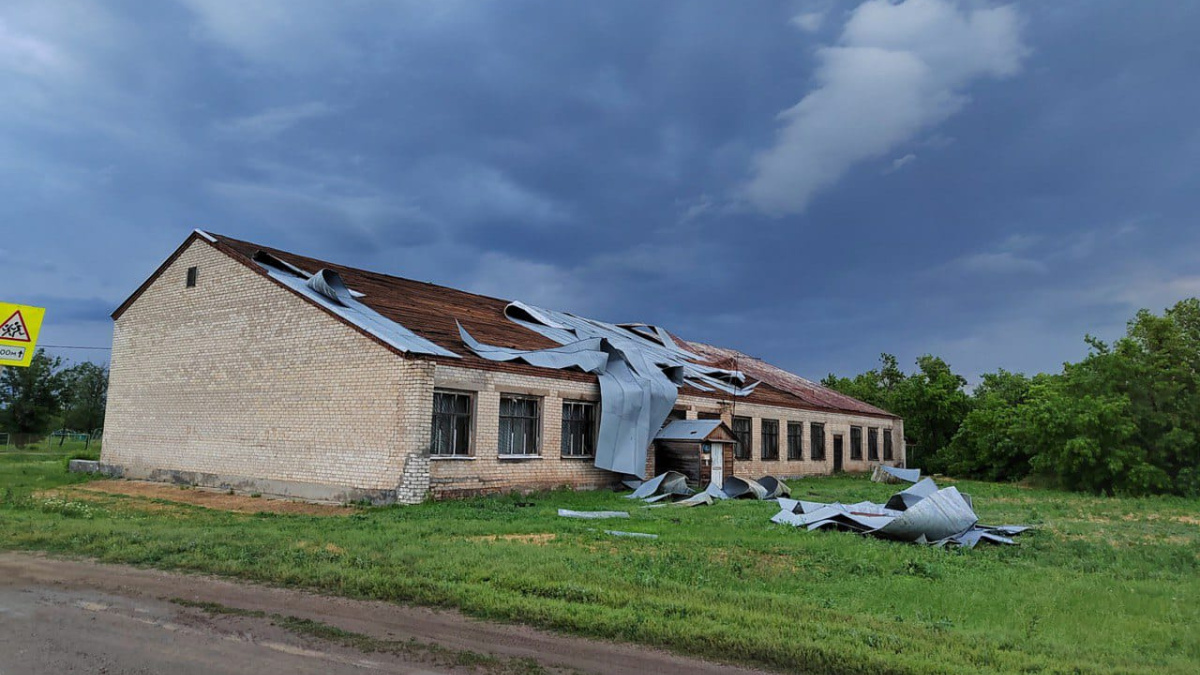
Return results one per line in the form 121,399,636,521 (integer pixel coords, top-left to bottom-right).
0,552,771,675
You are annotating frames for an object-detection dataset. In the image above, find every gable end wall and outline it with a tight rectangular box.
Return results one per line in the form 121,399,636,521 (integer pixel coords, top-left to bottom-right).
101,239,432,499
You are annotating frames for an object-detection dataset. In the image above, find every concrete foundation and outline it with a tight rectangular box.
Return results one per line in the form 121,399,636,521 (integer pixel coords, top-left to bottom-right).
96,463,397,505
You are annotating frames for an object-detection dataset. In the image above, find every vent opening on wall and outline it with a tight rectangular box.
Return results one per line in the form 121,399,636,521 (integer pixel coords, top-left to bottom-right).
186,266,198,287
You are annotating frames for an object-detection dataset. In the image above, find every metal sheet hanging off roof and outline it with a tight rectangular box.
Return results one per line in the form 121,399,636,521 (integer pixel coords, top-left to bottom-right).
459,301,759,477
256,259,459,358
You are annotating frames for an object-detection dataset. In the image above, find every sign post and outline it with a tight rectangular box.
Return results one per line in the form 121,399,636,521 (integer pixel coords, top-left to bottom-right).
0,302,45,368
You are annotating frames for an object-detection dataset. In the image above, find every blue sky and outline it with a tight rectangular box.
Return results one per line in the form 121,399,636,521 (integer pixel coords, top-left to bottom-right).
3,0,1199,382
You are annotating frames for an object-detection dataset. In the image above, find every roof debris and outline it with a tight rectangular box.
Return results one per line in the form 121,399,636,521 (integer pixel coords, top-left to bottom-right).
604,530,659,540
254,253,458,358
771,478,1030,547
872,464,921,484
626,471,694,501
557,509,630,519
458,301,760,477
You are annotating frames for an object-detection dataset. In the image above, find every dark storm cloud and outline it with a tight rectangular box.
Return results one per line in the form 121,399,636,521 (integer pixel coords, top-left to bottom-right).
3,0,1199,383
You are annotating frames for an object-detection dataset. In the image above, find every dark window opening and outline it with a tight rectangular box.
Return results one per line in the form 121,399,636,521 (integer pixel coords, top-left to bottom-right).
761,419,779,461
884,429,894,461
810,423,826,461
868,427,879,461
732,416,752,460
186,266,198,288
787,421,804,460
431,391,472,456
499,395,540,455
561,400,596,457
850,426,863,460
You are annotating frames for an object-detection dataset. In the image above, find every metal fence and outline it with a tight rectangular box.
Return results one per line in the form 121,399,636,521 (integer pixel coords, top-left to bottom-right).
2,429,103,450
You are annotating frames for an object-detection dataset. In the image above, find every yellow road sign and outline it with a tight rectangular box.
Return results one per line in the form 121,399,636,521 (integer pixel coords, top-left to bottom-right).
0,302,45,368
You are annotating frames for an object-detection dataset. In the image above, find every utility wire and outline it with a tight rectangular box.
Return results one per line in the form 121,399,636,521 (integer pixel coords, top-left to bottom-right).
36,345,112,351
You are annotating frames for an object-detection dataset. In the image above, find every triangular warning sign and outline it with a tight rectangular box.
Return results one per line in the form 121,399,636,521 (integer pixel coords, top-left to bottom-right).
0,310,31,342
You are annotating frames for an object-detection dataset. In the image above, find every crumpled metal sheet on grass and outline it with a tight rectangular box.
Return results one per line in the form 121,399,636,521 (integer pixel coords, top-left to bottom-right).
557,509,630,519
458,301,759,477
626,471,694,501
756,476,792,499
771,478,1029,547
872,464,921,484
604,530,658,540
721,476,769,500
673,491,715,507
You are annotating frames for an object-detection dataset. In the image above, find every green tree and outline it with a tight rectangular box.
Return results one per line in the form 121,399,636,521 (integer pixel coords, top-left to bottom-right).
0,350,66,434
945,369,1037,481
60,362,109,432
893,355,973,473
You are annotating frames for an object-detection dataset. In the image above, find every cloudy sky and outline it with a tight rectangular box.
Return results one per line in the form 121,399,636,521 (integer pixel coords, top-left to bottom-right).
4,0,1199,382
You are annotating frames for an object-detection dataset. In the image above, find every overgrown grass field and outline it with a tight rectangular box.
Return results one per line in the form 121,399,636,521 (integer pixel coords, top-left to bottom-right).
1,450,1197,674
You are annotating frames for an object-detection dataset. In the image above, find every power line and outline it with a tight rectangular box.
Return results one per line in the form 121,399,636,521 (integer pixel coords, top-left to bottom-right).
37,344,112,351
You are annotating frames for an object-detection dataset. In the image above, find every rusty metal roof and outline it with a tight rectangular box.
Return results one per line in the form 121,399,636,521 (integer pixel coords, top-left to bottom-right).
201,232,896,419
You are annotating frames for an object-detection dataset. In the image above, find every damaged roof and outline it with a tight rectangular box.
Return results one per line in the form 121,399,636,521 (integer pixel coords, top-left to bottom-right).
655,419,732,441
115,231,896,420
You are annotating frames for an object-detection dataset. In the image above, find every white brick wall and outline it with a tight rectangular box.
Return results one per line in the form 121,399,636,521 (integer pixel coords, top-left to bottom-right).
102,239,432,494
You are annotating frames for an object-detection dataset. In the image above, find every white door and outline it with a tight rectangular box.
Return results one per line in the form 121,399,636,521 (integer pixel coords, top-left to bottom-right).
711,445,724,486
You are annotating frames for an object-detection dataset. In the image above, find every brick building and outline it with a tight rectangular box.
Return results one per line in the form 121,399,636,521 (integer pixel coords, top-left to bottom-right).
101,231,904,503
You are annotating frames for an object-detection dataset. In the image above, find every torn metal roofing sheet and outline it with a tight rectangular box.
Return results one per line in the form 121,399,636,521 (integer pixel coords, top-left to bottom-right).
460,302,759,476
873,464,922,484
721,476,769,500
771,478,1029,547
255,255,458,359
557,509,630,519
756,476,791,499
884,477,940,511
627,471,694,500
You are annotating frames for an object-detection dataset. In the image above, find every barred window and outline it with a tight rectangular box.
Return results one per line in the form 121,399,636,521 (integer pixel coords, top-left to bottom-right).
561,400,596,457
733,416,752,460
761,419,779,461
499,395,540,456
884,428,894,461
850,426,863,460
431,391,472,456
787,421,804,460
868,427,879,461
810,422,826,461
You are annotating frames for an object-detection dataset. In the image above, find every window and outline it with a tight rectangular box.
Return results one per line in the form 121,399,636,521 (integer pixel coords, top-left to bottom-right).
884,429,894,461
761,419,779,461
850,426,863,460
868,427,879,461
810,423,826,461
732,416,752,460
499,395,540,455
186,266,198,287
787,421,804,460
431,391,472,456
561,400,596,457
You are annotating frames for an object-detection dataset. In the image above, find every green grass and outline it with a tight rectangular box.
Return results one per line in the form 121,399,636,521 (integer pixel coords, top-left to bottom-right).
1,451,1198,674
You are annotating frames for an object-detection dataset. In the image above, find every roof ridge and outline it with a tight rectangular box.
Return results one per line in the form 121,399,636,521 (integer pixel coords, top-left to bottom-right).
208,232,520,307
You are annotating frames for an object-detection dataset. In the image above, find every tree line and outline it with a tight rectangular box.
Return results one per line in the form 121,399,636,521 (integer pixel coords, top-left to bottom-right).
0,350,109,436
822,298,1200,496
